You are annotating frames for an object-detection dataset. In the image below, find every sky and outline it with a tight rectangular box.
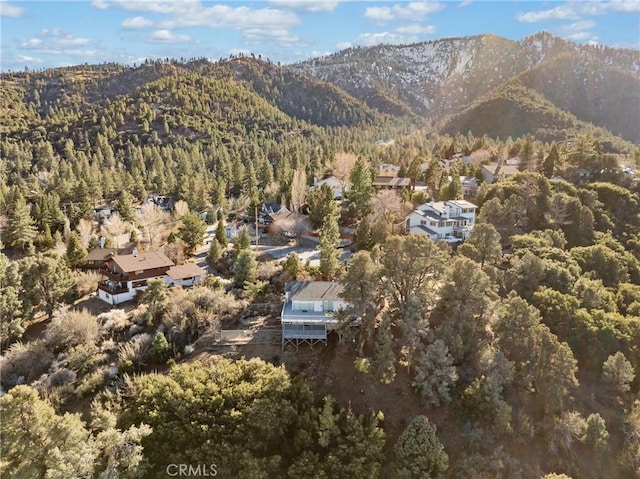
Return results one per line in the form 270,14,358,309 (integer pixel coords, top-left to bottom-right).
1,0,639,71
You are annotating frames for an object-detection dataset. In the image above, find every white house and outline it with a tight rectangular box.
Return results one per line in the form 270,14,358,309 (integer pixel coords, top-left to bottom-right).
309,176,344,200
281,281,347,350
97,250,205,305
405,199,477,243
166,263,207,287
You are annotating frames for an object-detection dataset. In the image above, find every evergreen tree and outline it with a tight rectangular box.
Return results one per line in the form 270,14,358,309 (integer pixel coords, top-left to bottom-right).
234,249,257,288
215,218,227,247
115,190,136,223
542,143,560,177
65,232,88,269
236,226,252,252
319,211,340,280
143,279,168,324
394,415,449,479
21,252,74,318
345,157,373,222
308,183,338,229
178,212,206,254
207,238,222,266
1,385,98,478
3,188,37,251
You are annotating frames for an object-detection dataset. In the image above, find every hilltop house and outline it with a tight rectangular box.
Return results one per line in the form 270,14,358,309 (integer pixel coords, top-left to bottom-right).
97,250,205,305
481,162,520,184
281,281,347,350
405,199,477,242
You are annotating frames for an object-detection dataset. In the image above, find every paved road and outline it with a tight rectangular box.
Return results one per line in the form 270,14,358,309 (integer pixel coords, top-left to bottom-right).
195,239,351,269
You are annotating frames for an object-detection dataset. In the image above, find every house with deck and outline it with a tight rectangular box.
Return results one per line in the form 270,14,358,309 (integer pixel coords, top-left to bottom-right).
281,281,347,350
405,199,477,243
97,250,205,305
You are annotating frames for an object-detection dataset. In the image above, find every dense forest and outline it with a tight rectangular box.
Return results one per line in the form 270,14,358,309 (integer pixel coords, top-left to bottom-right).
0,54,639,478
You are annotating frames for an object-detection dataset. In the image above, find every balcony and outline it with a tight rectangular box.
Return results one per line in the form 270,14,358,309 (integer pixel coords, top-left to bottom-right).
98,280,129,295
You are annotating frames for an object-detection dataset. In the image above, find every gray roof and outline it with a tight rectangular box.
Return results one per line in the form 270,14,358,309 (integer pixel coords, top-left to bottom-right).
410,225,438,236
166,263,206,280
285,281,343,302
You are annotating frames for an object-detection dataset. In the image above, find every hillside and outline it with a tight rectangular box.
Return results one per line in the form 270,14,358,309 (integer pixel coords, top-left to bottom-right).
293,32,640,145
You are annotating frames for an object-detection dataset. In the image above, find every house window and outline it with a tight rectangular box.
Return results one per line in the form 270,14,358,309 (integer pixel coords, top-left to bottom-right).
323,301,334,312
420,220,426,225
135,269,144,275
295,301,314,312
132,280,148,288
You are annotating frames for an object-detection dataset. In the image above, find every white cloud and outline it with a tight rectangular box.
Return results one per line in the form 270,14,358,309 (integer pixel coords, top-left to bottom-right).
20,30,93,50
336,41,352,49
92,0,189,14
0,1,24,17
516,4,581,23
517,0,640,23
458,0,473,7
395,24,436,35
122,16,153,29
243,27,300,45
159,5,299,30
15,54,42,64
566,19,596,31
268,0,340,13
149,29,191,43
364,2,443,24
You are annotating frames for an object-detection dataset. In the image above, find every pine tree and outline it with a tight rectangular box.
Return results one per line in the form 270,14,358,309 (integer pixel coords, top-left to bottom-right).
308,183,339,229
394,416,449,479
319,212,340,280
3,189,37,251
234,249,257,288
236,226,252,252
345,157,373,222
207,239,222,266
116,190,135,223
542,143,560,177
216,218,227,247
65,232,88,269
1,386,98,478
178,212,206,254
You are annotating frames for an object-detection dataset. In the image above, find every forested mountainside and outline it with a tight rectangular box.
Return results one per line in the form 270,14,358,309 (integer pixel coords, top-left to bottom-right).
1,33,640,479
294,32,640,144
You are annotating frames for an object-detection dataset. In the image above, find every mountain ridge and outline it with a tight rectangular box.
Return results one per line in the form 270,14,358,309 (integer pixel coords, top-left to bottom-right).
293,32,640,144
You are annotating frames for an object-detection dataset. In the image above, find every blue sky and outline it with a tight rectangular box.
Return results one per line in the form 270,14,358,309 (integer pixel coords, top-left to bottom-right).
1,0,639,71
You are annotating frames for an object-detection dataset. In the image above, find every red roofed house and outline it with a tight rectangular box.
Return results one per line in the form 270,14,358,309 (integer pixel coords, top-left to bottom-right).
97,249,205,305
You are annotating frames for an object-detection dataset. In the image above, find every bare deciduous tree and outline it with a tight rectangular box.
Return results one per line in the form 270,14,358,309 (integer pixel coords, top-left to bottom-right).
289,169,307,213
174,200,190,218
76,218,95,248
332,152,358,190
136,202,172,250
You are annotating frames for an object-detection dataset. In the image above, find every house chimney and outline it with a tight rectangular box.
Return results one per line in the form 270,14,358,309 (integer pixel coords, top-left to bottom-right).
132,248,138,257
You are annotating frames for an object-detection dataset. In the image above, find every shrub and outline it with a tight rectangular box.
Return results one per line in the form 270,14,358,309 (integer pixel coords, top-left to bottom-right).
74,270,100,297
45,307,100,352
76,370,106,398
149,332,172,364
97,309,131,337
0,340,53,387
118,334,153,374
62,343,106,375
